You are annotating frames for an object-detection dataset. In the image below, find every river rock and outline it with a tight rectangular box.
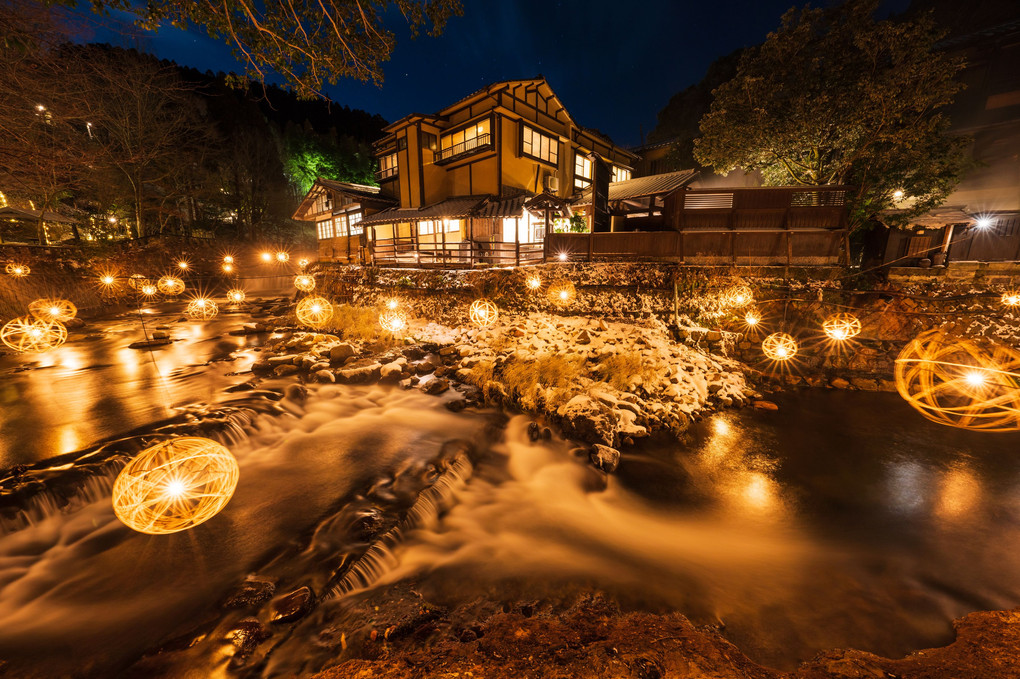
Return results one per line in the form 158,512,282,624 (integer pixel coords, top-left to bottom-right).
336,360,382,383
222,576,276,610
273,364,299,377
314,369,335,383
329,343,357,363
380,360,404,382
267,354,298,366
557,395,616,445
589,444,621,473
752,400,779,411
250,359,273,373
270,586,313,624
421,377,450,395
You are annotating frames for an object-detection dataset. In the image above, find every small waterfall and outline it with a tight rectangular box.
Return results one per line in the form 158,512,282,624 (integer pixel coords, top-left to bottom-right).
0,400,282,535
326,453,473,599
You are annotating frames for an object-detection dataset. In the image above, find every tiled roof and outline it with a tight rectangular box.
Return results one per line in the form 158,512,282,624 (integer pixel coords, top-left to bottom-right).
575,169,699,205
359,196,490,226
316,179,397,205
473,194,532,218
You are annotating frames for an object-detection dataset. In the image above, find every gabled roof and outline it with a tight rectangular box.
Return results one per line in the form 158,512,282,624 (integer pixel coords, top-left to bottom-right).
0,206,73,223
292,178,396,221
359,195,489,227
575,169,699,205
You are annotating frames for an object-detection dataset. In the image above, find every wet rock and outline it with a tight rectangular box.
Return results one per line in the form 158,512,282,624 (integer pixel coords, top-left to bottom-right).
267,354,298,366
273,364,299,377
589,444,621,473
752,400,779,411
284,384,307,403
222,576,276,610
227,618,270,668
128,338,172,349
380,360,404,382
336,360,382,384
830,377,851,389
314,369,335,383
633,656,664,679
557,395,616,445
415,359,438,374
527,421,542,441
271,586,314,624
421,377,450,395
151,330,170,340
444,396,468,412
329,343,357,363
224,381,257,393
250,359,273,374
575,329,592,345
581,465,609,492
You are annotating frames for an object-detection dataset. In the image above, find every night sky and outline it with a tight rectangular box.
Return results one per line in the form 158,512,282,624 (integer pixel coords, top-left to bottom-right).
68,0,911,147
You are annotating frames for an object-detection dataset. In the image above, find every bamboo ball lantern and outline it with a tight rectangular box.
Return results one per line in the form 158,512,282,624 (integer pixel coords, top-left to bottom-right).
99,273,118,288
222,255,234,265
822,313,862,341
385,298,400,311
894,330,1020,431
469,299,498,327
140,283,158,297
186,297,218,320
379,309,408,333
128,275,148,291
762,332,798,361
28,298,77,323
176,260,189,271
5,262,29,277
744,309,762,327
157,275,186,296
1002,291,1020,307
547,280,576,307
526,274,542,290
294,274,315,292
296,296,333,329
298,258,310,268
1,316,67,353
275,251,290,263
111,436,240,534
226,288,246,304
222,263,234,274
260,252,273,263
722,285,754,308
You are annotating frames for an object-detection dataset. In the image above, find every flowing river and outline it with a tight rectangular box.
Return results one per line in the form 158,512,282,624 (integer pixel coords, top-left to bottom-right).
1,304,1019,676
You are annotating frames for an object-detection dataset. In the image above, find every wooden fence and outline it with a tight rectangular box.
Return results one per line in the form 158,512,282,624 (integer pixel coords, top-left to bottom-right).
372,237,543,267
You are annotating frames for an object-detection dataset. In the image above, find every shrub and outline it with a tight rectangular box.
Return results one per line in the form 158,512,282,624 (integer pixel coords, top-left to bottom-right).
596,351,656,392
499,353,586,400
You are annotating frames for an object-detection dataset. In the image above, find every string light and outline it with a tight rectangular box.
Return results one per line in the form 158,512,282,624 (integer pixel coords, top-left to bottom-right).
469,299,498,327
176,260,190,271
226,288,246,304
222,263,234,273
385,298,400,311
379,309,408,333
185,297,218,320
822,313,862,341
157,275,185,296
722,285,754,308
28,298,77,323
1,316,67,353
296,296,333,329
547,280,576,307
5,263,29,277
294,274,315,292
99,272,117,288
895,330,1020,431
762,332,798,361
111,437,240,535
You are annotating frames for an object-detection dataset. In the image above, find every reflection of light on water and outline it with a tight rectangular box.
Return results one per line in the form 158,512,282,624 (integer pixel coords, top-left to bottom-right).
57,427,82,456
741,473,774,510
935,465,981,520
713,418,731,436
887,461,929,514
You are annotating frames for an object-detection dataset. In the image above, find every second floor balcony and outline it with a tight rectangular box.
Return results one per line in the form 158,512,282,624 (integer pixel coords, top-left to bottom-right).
435,133,492,164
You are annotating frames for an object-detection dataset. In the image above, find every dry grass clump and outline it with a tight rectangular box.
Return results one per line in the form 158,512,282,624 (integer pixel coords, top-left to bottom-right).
469,359,496,385
596,351,656,391
500,353,586,399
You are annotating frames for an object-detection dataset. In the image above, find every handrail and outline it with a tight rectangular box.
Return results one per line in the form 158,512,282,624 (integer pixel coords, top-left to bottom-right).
436,133,492,162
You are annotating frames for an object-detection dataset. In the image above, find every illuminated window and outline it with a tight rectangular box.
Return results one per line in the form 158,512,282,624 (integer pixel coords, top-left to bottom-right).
521,124,558,165
439,118,492,161
317,219,335,240
574,153,592,190
348,212,363,236
419,220,436,235
612,166,631,182
445,218,461,232
379,153,398,180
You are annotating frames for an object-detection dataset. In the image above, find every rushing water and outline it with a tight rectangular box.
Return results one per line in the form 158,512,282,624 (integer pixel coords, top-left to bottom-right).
2,306,1020,675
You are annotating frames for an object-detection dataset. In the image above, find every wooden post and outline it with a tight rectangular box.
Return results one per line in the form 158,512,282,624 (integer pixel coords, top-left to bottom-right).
441,219,447,266
469,217,475,267
515,216,520,266
412,220,420,265
787,231,793,267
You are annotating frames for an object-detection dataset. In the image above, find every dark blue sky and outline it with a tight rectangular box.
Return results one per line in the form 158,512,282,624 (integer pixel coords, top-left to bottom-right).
69,0,910,147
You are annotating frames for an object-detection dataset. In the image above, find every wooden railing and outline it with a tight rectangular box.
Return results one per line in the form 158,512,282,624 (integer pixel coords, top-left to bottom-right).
372,237,543,267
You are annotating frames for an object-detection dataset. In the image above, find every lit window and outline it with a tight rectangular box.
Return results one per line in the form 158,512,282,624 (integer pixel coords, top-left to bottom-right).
522,124,558,164
348,212,363,236
574,153,592,190
445,218,461,233
612,166,631,182
379,153,398,180
439,118,492,161
419,220,435,235
317,219,335,240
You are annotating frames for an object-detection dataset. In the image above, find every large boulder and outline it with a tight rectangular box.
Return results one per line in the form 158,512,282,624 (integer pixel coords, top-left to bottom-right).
589,444,621,473
556,394,617,445
336,360,382,384
329,342,357,363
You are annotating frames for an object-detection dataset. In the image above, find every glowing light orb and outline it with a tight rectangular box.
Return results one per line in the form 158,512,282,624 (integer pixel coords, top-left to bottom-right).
28,298,77,323
275,251,289,263
176,261,189,271
1,316,67,353
139,283,158,297
111,436,240,534
379,309,408,333
185,297,218,320
222,263,234,274
128,275,149,291
298,258,309,268
526,274,542,290
895,330,1020,431
294,274,315,292
762,332,798,361
260,252,272,263
385,298,400,311
744,309,761,326
222,255,234,265
469,299,498,328
226,288,246,304
157,275,186,296
5,263,29,277
99,273,117,287
557,252,568,262
296,296,333,329
547,280,576,307
1002,291,1020,307
822,313,862,341
722,285,754,308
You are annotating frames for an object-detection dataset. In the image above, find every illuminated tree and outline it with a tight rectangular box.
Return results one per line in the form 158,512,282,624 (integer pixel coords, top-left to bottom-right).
694,0,971,232
59,0,463,99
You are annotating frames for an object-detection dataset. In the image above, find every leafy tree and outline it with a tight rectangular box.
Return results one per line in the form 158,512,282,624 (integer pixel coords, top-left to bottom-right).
54,0,463,98
694,0,972,231
282,124,377,194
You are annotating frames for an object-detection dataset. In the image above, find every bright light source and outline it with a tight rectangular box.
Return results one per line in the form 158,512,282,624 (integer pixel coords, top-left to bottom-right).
558,252,568,261
260,252,272,262
108,216,117,224
975,217,993,229
101,275,115,286
222,263,233,273
893,190,904,200
964,370,987,387
223,255,234,264
275,251,289,262
526,275,542,290
177,261,188,270
35,104,45,112
164,480,186,498
386,299,399,310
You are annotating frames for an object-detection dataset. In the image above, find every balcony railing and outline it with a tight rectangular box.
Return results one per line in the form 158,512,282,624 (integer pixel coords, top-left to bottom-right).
436,133,492,162
376,165,397,181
